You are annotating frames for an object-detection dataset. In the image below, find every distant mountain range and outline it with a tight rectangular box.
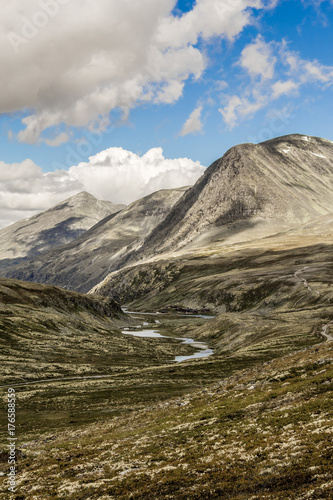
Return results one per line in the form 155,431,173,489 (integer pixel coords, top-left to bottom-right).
0,134,332,298
0,191,124,262
0,187,188,292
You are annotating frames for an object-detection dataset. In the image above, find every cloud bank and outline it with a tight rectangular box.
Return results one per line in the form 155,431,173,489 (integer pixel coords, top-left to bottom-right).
0,148,205,228
1,0,268,143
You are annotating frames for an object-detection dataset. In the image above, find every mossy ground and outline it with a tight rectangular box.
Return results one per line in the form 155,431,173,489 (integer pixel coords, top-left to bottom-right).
0,303,322,445
0,341,332,499
0,239,332,498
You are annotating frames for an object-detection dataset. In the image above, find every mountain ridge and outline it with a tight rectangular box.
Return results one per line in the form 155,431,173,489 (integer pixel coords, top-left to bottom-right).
91,133,333,309
2,134,333,296
127,134,333,261
0,191,125,262
1,187,189,292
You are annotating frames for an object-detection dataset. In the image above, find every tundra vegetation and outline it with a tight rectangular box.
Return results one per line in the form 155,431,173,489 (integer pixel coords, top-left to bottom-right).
0,135,333,497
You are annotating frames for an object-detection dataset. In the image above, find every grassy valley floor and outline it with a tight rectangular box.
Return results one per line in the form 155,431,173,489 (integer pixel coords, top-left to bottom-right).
0,340,332,499
1,234,333,498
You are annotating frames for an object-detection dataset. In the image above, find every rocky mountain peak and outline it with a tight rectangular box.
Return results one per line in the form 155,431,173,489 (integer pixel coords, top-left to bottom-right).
131,134,333,258
0,192,125,261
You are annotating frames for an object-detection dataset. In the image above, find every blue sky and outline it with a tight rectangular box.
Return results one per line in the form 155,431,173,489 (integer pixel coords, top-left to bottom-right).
0,0,332,226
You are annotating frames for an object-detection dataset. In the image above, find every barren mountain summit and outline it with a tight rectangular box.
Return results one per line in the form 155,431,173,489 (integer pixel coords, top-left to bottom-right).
0,191,124,261
135,134,333,257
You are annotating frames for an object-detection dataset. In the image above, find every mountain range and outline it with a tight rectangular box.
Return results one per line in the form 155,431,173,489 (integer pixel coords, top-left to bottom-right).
0,191,124,266
0,187,188,292
1,133,333,499
124,134,333,260
1,134,333,297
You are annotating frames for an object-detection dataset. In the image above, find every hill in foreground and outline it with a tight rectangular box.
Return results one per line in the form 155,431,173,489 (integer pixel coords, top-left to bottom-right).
0,278,131,386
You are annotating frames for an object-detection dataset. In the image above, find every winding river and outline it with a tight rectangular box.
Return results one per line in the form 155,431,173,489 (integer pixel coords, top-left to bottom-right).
122,312,214,362
0,312,214,389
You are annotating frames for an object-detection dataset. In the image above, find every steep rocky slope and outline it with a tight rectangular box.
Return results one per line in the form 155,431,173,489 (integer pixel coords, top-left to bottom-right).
2,187,188,292
126,134,333,260
0,191,124,263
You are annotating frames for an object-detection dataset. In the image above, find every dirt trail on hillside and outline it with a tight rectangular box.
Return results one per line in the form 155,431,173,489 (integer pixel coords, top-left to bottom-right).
294,267,320,296
321,322,333,342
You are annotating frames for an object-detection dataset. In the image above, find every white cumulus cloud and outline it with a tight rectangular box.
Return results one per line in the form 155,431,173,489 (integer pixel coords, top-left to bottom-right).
239,35,276,80
180,105,204,136
0,147,205,228
0,0,270,143
67,147,205,204
220,37,333,127
271,80,299,99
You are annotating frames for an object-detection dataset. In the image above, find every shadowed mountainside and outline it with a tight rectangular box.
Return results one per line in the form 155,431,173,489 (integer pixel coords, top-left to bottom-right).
1,187,188,292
